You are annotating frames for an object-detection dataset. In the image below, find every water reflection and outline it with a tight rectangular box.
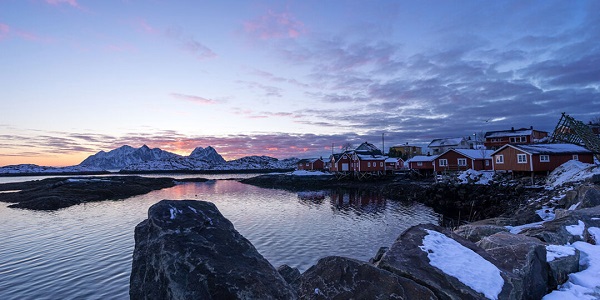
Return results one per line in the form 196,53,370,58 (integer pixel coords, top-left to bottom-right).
296,189,389,215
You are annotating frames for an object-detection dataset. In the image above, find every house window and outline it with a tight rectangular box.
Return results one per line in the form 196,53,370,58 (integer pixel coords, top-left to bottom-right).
457,158,467,166
517,154,527,164
380,162,383,167
417,162,423,166
496,155,504,164
573,154,579,161
540,155,550,162
306,163,309,166
368,162,371,167
439,159,448,166
485,160,490,166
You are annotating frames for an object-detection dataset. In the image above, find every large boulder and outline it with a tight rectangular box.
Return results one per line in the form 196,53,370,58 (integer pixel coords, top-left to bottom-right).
560,185,600,209
546,245,580,289
521,206,600,245
297,256,437,299
376,223,518,300
129,200,297,300
477,232,548,300
454,224,510,243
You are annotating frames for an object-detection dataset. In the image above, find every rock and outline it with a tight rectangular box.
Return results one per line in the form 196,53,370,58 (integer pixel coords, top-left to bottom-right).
477,233,548,300
592,174,600,184
376,223,518,300
130,200,297,300
521,206,600,245
297,256,437,300
546,246,580,289
469,217,517,227
454,224,510,243
369,246,389,264
560,185,600,210
277,264,301,288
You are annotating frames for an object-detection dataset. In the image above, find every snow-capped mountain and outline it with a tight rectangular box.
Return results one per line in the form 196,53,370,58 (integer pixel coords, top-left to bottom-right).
78,145,297,172
79,145,181,170
0,164,104,174
189,146,226,164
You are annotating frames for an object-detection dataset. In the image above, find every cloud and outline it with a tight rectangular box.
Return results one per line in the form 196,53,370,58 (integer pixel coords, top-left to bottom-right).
0,23,8,40
170,93,218,105
243,10,306,40
45,0,80,8
165,26,217,60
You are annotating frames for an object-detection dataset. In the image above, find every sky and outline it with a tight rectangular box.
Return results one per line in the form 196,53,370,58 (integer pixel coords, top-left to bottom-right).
1,0,599,166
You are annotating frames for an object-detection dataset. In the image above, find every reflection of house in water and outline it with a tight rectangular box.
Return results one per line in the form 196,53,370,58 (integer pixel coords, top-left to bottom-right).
329,189,387,213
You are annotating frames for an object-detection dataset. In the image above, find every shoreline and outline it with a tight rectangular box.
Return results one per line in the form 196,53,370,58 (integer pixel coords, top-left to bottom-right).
0,168,294,178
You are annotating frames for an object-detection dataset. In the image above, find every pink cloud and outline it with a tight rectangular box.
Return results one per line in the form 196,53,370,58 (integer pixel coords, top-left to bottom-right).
171,93,218,105
45,0,80,8
243,10,306,40
182,39,217,60
0,23,9,40
135,19,160,35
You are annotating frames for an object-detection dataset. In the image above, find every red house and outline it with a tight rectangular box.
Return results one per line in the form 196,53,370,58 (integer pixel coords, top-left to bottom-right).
406,155,438,175
484,127,549,150
433,149,494,173
491,144,594,174
385,157,404,171
297,158,325,171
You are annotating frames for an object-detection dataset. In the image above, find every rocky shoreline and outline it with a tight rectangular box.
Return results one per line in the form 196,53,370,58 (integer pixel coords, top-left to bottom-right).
0,176,204,211
130,176,600,299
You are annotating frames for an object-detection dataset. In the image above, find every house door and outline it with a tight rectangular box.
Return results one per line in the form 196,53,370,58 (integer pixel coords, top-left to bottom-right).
341,163,349,171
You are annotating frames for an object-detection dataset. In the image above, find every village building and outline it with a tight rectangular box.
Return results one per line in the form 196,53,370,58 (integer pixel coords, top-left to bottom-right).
484,127,549,150
388,144,422,159
491,143,594,174
433,149,494,173
385,157,404,171
405,155,438,175
329,141,391,179
297,158,325,171
428,137,470,155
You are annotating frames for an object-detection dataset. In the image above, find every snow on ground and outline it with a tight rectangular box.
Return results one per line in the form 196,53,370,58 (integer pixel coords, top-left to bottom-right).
543,241,600,300
536,206,556,221
589,227,600,244
457,169,495,184
565,220,586,239
546,245,576,262
420,229,504,299
505,221,545,234
546,160,600,188
290,170,332,176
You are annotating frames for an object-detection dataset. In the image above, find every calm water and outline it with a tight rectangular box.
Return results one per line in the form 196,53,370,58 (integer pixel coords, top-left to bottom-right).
0,178,438,300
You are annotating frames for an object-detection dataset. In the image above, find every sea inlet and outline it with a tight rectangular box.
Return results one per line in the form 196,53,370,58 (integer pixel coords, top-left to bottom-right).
0,174,438,299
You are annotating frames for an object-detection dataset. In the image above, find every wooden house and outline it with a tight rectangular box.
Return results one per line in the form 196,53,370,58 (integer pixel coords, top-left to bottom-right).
484,127,549,150
388,144,422,159
491,144,594,174
385,157,404,171
433,149,494,173
297,158,325,171
428,137,470,155
329,142,389,179
406,155,438,175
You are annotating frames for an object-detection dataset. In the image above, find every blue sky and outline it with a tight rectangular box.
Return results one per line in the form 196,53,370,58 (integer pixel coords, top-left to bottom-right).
1,0,599,166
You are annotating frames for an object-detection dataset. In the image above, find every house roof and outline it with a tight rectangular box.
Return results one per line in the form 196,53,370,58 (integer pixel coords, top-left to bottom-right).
428,137,466,148
484,128,547,138
356,154,386,161
491,143,593,155
448,149,494,159
385,157,401,163
298,158,323,163
355,141,383,155
406,155,438,162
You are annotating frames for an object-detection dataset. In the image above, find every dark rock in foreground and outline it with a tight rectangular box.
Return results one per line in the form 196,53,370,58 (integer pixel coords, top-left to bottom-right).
130,200,297,300
0,176,179,211
376,223,518,300
297,256,437,300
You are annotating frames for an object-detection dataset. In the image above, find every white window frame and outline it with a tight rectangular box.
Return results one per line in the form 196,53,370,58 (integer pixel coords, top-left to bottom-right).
367,162,371,167
380,162,383,167
517,154,527,164
417,162,423,166
485,160,490,166
540,155,550,162
439,159,448,166
457,158,467,166
573,154,579,161
496,155,504,164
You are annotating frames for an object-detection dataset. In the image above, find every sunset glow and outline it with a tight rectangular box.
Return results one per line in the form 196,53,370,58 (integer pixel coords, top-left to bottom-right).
1,1,599,166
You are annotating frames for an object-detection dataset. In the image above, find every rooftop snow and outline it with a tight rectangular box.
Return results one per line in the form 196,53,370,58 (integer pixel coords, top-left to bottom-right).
406,155,438,162
451,149,494,159
514,144,592,154
428,137,465,148
485,129,533,138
